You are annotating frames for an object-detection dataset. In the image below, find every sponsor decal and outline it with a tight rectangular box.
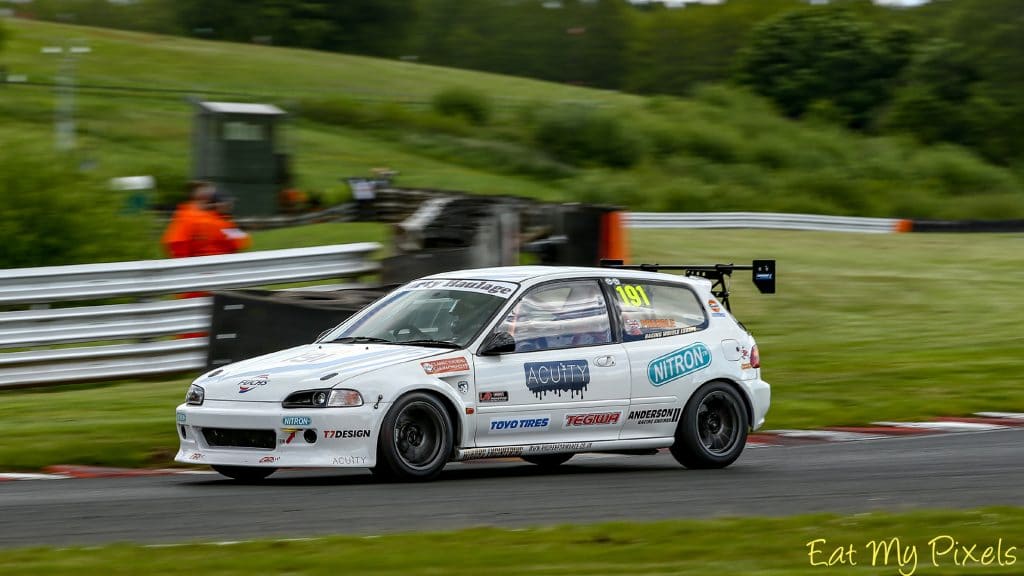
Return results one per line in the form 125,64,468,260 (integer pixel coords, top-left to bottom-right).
176,412,186,423
333,455,367,465
708,299,722,313
323,429,371,439
238,374,270,394
627,408,682,425
489,416,551,432
421,357,470,375
460,447,524,459
457,380,469,394
624,319,642,336
258,456,280,464
189,452,203,461
282,416,312,427
403,279,517,298
640,318,676,329
643,325,700,340
564,412,622,427
280,430,298,445
479,390,509,403
524,360,590,399
525,442,592,454
647,342,712,386
741,362,753,370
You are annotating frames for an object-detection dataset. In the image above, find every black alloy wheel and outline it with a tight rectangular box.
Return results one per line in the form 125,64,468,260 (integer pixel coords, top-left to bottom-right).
374,392,453,481
670,381,749,469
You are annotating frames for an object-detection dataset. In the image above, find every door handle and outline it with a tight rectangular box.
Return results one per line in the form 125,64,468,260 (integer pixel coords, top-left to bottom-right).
594,355,616,367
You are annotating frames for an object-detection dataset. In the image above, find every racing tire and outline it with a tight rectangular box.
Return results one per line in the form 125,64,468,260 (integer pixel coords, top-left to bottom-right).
212,465,276,482
670,381,748,469
521,453,574,469
375,392,454,482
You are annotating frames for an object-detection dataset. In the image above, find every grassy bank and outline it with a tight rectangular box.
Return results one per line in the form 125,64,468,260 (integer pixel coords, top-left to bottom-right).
3,18,1023,220
1,229,1022,470
1,508,1022,575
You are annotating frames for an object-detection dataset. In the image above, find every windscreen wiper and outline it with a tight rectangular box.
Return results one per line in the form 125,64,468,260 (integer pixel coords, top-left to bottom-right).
330,336,393,344
396,339,462,349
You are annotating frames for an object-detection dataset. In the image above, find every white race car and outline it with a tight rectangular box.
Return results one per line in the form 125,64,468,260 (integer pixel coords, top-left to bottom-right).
175,261,775,481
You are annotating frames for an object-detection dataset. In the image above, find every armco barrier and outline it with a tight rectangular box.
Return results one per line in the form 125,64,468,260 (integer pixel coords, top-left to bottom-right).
626,212,911,234
0,243,379,388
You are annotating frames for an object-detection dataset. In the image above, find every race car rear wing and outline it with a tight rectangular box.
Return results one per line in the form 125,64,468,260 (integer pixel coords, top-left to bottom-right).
599,259,775,312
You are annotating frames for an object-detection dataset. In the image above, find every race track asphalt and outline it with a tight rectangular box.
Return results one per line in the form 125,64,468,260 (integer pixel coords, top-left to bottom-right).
1,429,1021,548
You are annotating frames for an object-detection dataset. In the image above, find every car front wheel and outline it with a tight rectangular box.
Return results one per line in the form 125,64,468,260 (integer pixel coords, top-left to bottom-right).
374,392,453,482
670,381,748,469
212,465,276,482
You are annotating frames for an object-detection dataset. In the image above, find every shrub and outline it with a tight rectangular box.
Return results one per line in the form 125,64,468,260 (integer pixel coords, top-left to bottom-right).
0,143,153,269
533,104,643,169
431,87,492,126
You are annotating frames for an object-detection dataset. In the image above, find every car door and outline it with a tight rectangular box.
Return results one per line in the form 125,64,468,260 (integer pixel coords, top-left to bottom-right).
473,279,630,447
606,278,712,440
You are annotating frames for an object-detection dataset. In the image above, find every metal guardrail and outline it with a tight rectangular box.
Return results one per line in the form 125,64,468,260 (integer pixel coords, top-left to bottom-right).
0,243,380,389
625,212,909,234
0,243,380,306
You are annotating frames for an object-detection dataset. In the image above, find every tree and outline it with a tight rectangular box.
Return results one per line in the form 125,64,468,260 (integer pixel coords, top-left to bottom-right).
735,6,913,128
627,0,802,96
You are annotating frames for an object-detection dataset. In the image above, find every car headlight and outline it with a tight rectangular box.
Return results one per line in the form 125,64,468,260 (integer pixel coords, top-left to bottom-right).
283,388,363,408
328,389,363,407
185,384,205,406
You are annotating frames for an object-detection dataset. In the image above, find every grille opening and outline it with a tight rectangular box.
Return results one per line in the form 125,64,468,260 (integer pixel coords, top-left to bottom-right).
179,425,187,439
202,428,276,450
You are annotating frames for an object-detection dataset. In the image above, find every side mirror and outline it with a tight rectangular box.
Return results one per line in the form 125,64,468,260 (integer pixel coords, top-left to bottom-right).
479,331,516,356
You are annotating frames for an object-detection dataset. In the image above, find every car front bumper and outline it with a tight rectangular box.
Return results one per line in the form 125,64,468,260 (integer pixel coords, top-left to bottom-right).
174,400,386,468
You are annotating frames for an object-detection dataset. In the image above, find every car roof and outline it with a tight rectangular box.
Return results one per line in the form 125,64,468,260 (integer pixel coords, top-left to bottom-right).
424,265,709,288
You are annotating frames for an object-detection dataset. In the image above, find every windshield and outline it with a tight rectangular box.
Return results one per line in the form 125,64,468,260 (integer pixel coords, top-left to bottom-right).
321,279,519,347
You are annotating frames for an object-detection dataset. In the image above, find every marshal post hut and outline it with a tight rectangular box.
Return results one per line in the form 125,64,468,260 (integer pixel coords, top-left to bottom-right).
192,101,289,217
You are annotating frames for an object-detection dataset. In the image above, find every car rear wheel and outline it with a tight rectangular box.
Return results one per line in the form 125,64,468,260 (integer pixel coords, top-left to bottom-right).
212,465,276,482
670,381,748,469
522,453,574,468
375,392,453,482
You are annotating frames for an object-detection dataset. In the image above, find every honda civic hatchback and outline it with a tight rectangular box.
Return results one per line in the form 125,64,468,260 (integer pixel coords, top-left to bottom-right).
175,260,775,481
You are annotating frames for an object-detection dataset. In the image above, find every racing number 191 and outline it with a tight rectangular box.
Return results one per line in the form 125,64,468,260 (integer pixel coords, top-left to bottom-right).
615,284,650,307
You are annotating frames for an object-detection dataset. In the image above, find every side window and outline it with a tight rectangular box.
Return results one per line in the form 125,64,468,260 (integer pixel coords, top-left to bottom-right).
609,280,708,342
494,281,612,353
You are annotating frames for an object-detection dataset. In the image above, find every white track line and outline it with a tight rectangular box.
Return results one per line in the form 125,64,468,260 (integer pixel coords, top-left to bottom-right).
873,421,1009,431
0,473,71,481
765,430,889,442
975,412,1024,420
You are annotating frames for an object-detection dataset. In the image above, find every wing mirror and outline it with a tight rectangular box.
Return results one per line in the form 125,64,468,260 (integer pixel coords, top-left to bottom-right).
479,331,516,356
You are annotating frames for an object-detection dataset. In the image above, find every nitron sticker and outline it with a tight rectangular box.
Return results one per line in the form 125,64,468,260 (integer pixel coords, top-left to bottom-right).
282,416,312,426
647,343,712,386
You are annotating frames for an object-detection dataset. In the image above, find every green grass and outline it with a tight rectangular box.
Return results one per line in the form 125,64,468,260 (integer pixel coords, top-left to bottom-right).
1,508,1022,574
1,229,1022,470
631,229,1024,429
249,222,389,252
3,19,1023,219
0,379,185,470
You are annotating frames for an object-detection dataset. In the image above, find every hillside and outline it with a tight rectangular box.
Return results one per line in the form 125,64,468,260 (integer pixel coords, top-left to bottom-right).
2,17,1023,219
